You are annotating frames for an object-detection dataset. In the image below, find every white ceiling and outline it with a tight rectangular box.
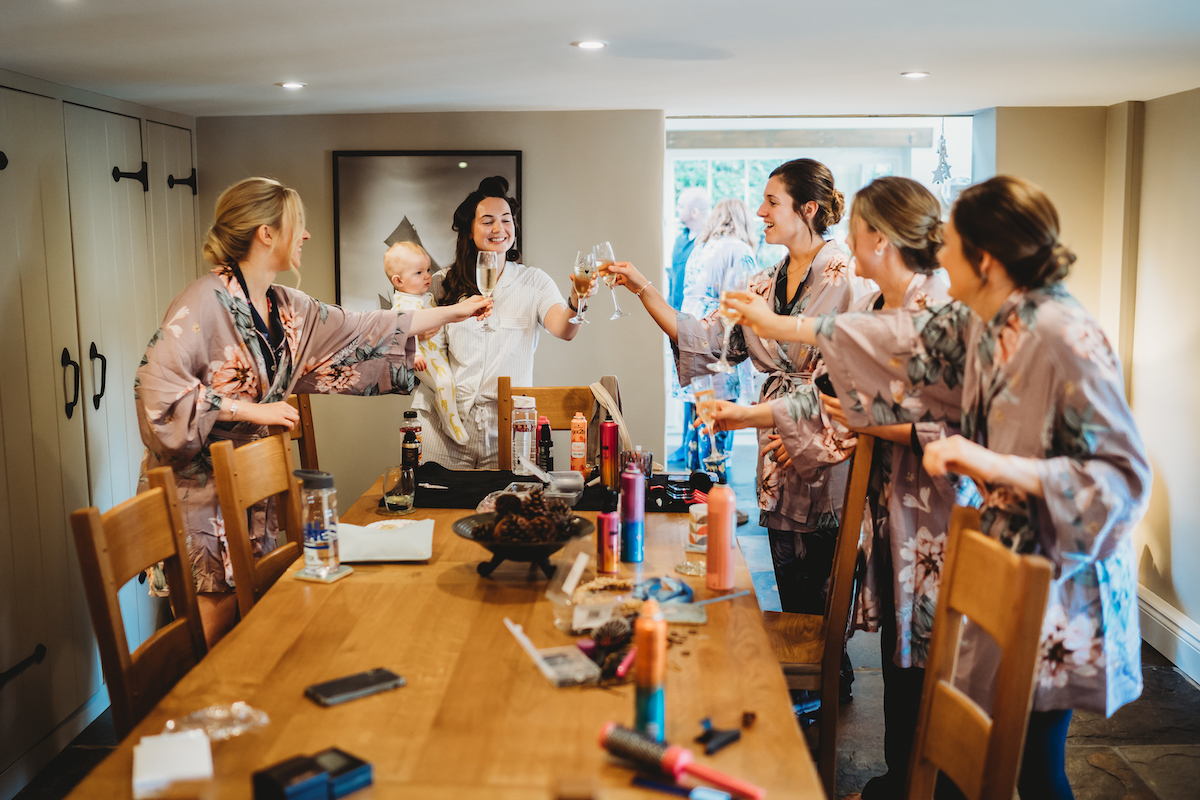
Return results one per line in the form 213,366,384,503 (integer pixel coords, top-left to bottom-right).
3,0,1199,118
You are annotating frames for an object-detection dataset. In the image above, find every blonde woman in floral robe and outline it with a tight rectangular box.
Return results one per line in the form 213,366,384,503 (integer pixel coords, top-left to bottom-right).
604,159,853,618
136,177,489,645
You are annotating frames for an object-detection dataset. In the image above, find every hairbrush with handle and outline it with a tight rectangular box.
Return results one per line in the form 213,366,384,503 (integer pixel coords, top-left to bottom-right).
598,722,766,799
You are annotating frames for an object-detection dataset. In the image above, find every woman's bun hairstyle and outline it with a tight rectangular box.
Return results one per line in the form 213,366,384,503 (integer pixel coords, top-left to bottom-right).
769,159,842,236
441,175,522,303
202,177,303,267
851,176,943,274
951,175,1075,289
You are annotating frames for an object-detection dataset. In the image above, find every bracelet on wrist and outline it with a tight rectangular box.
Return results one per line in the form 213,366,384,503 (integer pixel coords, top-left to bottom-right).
229,399,240,419
636,280,652,298
567,295,579,312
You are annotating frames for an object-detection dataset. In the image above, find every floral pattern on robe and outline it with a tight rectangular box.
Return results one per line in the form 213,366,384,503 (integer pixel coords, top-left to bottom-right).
820,281,1149,715
780,272,969,667
135,264,417,593
673,241,854,531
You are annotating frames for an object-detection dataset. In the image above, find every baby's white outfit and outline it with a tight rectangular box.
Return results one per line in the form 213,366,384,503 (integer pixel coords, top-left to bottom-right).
392,290,469,444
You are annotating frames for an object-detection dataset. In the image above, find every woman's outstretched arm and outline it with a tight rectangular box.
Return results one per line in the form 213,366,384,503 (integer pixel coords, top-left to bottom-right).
602,261,679,341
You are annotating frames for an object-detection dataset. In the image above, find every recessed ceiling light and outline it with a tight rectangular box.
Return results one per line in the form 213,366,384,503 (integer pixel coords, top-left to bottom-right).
572,40,607,50
900,72,929,79
458,162,468,168
276,82,306,90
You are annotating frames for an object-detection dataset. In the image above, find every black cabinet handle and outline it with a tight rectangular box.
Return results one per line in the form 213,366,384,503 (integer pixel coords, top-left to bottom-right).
168,167,197,195
62,348,80,420
89,342,107,410
0,151,8,170
0,645,47,693
112,161,148,192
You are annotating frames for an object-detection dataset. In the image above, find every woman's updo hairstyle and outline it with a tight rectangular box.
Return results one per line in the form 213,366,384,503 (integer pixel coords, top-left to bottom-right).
951,175,1076,289
441,176,522,302
203,177,304,267
769,158,844,236
851,176,943,274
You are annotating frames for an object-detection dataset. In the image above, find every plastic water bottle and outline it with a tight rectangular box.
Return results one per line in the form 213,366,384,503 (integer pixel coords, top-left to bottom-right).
295,469,339,578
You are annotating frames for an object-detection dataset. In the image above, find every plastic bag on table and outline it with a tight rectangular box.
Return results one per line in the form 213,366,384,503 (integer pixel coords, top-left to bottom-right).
162,701,269,741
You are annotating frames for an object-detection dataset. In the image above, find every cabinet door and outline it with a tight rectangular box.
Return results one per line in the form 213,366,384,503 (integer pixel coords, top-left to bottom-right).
146,121,199,314
0,87,98,776
63,103,162,649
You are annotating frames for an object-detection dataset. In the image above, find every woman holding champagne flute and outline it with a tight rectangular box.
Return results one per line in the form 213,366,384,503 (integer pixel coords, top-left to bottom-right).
602,159,855,629
415,176,596,469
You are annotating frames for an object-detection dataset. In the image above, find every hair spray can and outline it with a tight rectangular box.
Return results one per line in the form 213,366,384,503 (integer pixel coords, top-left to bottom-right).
570,411,588,474
600,415,618,488
620,463,645,563
634,598,667,742
705,484,736,591
596,488,621,574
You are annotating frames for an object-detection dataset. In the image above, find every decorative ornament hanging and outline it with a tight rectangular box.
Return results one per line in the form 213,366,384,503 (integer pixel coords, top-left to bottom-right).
932,120,952,185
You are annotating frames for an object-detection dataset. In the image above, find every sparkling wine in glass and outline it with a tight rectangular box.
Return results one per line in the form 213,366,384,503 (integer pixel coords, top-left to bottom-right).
594,241,628,320
690,374,728,464
570,251,595,325
476,251,500,333
708,261,752,374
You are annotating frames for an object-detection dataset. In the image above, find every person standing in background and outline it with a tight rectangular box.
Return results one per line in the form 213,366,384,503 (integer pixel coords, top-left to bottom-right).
668,187,711,463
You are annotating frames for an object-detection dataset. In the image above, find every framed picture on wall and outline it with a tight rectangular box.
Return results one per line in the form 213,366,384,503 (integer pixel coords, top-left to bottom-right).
333,150,522,311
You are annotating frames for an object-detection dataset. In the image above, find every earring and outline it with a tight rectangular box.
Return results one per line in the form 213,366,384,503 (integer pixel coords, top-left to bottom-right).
874,245,885,256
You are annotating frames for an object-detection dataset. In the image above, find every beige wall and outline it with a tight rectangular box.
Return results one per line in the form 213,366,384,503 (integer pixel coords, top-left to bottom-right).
197,110,666,501
994,107,1108,317
1129,86,1200,623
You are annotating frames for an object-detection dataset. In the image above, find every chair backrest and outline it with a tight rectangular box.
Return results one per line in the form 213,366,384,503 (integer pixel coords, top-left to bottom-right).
906,506,1054,800
211,432,304,619
820,433,875,690
284,394,319,470
70,468,208,738
496,375,604,470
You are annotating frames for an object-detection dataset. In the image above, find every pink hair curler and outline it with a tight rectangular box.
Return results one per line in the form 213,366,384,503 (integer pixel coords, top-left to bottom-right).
598,722,766,799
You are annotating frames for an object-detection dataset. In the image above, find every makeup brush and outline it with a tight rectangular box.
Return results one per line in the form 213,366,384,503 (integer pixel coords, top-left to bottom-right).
597,723,766,800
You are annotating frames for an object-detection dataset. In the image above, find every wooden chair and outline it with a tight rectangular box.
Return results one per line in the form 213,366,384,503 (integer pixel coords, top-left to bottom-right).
211,432,304,619
496,375,612,470
761,433,875,798
70,467,208,738
905,506,1053,800
284,394,319,470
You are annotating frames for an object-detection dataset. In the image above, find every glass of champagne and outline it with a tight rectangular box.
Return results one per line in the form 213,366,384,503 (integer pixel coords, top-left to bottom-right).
708,261,752,373
476,250,500,332
570,251,594,324
690,374,728,464
594,241,628,320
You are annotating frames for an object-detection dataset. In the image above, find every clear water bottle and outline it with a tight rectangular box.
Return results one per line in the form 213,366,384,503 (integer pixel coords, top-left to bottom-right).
295,469,339,578
512,396,537,475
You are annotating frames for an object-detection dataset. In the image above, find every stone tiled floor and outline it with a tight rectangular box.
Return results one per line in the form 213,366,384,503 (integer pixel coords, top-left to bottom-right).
17,440,1200,799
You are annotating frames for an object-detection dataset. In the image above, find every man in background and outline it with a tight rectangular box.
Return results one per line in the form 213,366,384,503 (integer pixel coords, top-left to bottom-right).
668,187,711,309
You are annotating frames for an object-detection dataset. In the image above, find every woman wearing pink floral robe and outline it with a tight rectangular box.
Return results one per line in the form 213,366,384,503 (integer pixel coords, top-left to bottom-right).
136,177,488,644
604,159,853,617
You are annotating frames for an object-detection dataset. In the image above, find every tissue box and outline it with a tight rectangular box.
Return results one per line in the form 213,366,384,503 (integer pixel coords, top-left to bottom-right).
338,519,433,562
132,729,213,799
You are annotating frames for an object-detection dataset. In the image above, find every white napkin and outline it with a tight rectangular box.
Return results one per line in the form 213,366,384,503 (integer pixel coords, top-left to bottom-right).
338,519,434,562
132,729,213,798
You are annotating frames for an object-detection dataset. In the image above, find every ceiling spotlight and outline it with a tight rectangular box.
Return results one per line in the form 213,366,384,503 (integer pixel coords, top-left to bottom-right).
572,41,607,50
276,82,306,90
458,162,468,168
900,72,929,79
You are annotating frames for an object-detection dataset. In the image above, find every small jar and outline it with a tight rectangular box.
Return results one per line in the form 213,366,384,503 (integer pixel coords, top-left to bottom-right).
400,410,422,465
512,396,537,475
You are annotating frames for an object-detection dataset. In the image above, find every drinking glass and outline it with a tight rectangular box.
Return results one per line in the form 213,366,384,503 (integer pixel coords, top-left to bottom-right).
708,261,752,374
594,241,628,320
382,466,415,515
570,251,595,324
690,374,728,464
475,251,500,332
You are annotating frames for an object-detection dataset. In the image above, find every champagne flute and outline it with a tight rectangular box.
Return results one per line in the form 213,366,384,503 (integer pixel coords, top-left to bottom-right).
708,261,752,374
476,251,500,333
690,374,728,464
569,251,595,324
594,241,628,320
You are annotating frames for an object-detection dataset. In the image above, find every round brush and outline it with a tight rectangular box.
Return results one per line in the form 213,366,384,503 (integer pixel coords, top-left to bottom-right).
597,722,766,800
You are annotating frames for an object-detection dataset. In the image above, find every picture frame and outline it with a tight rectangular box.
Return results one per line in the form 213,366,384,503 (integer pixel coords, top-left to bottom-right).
332,150,522,311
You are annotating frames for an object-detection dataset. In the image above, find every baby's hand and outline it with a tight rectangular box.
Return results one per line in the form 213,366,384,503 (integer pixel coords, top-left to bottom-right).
414,353,429,372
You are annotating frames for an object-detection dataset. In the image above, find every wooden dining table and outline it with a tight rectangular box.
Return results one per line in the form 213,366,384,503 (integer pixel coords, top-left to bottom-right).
67,476,823,799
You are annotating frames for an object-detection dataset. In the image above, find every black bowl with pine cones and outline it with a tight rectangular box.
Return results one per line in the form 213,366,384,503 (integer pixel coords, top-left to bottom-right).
453,489,594,579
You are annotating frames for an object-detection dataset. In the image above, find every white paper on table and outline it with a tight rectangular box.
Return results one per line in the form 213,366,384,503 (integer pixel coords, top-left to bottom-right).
132,729,213,798
337,519,434,562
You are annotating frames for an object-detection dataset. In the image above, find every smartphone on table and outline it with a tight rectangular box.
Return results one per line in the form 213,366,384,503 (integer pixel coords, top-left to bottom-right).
304,667,405,706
